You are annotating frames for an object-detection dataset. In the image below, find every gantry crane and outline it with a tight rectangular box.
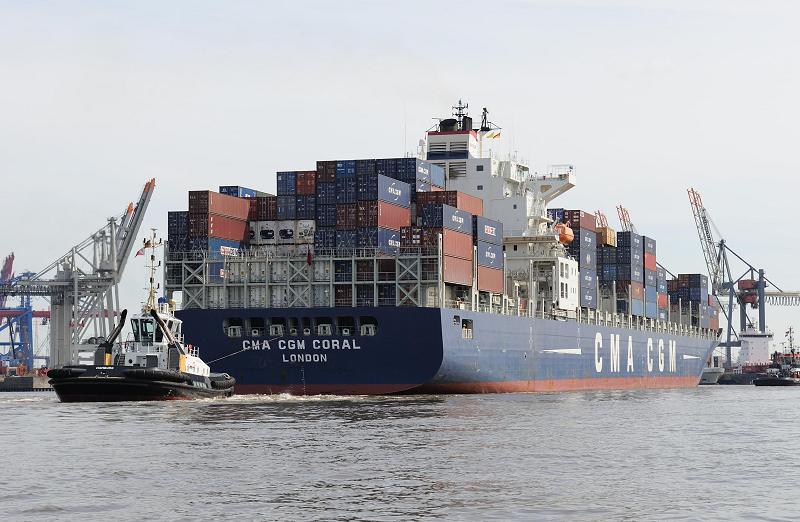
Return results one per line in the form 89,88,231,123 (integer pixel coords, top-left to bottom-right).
688,187,800,367
616,205,637,234
595,211,609,229
0,179,155,368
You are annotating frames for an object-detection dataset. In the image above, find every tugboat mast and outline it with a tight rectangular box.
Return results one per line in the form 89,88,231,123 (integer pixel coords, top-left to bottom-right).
142,229,163,312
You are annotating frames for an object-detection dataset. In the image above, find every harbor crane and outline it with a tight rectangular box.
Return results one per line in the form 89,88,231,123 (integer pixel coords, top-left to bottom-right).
616,205,637,234
688,187,800,367
0,179,155,368
595,210,609,229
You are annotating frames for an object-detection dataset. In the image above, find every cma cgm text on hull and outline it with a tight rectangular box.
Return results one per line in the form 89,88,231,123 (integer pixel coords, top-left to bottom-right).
165,101,719,395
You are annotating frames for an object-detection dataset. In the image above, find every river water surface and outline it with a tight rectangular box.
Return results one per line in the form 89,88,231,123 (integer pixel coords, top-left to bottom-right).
3,386,798,521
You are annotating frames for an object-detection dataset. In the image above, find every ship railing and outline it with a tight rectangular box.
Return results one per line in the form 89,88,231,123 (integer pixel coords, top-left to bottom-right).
443,299,716,340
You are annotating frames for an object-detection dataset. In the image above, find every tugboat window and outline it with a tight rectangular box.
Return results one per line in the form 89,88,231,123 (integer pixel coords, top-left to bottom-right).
131,320,141,342
140,320,155,345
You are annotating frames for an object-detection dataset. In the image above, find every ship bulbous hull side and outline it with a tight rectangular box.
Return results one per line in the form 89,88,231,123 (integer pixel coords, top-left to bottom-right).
176,306,717,395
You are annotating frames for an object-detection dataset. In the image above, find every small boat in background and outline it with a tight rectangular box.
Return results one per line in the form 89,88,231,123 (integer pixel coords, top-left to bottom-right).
753,349,800,387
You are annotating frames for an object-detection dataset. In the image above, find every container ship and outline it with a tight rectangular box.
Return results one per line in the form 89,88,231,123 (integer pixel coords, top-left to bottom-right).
164,102,720,395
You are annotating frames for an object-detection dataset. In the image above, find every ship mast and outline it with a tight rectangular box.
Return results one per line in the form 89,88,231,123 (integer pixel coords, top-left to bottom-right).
142,229,163,312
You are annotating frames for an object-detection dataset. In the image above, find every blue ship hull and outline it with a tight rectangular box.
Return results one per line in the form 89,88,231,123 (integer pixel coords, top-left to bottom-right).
176,306,717,395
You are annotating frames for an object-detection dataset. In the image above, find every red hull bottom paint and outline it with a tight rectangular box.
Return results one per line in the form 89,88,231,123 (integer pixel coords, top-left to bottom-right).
235,383,420,395
236,376,700,396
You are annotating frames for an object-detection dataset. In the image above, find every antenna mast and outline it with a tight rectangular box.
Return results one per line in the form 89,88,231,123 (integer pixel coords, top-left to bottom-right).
143,229,164,312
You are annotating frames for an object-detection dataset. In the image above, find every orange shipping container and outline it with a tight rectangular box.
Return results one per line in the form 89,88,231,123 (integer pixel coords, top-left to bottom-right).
188,191,250,220
596,226,616,247
443,255,473,286
296,170,316,195
477,265,504,293
421,228,474,260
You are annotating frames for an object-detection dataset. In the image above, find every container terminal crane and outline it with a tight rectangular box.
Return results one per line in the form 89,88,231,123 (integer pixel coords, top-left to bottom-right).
0,180,155,390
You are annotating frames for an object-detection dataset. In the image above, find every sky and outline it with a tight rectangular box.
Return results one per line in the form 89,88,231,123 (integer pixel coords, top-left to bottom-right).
2,0,799,353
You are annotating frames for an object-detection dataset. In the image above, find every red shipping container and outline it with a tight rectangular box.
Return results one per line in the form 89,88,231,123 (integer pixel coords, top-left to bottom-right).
296,170,316,195
477,265,504,293
667,279,679,292
657,293,669,309
443,255,473,286
188,191,250,220
644,252,657,271
564,210,597,232
188,213,248,241
316,160,336,183
336,204,358,230
357,201,411,230
415,191,483,217
247,198,258,221
421,228,473,260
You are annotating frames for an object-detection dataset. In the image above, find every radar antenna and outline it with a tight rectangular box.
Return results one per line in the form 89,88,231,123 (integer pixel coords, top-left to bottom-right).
452,99,469,120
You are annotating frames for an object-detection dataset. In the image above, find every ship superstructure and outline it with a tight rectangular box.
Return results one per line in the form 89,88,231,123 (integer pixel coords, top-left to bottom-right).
163,102,719,394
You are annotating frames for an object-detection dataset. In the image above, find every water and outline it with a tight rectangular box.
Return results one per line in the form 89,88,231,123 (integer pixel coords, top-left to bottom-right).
3,387,799,521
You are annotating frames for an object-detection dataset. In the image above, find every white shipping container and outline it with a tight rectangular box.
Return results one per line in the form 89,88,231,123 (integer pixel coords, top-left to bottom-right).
312,285,332,306
277,220,295,244
260,221,278,245
249,261,267,283
296,220,315,244
269,286,288,307
276,245,297,257
248,221,260,244
248,286,267,307
270,260,288,282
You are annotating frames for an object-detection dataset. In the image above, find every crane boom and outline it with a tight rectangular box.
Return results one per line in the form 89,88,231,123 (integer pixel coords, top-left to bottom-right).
687,188,722,294
616,205,637,234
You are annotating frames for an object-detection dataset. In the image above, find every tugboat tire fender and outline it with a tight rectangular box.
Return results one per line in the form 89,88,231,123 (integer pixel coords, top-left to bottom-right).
47,367,87,379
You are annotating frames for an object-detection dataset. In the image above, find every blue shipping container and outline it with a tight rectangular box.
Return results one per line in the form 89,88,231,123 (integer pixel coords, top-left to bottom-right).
581,287,598,309
314,228,336,249
616,246,643,266
657,279,668,294
187,238,242,257
276,195,296,220
316,182,337,205
617,264,644,283
276,172,297,196
219,186,257,198
645,301,658,319
644,269,657,287
429,163,445,188
617,231,642,250
600,264,618,283
336,230,358,249
421,204,473,233
643,236,657,255
357,227,402,255
645,286,657,303
295,195,316,220
336,160,356,176
357,175,411,207
335,176,357,204
316,204,337,228
472,216,503,245
547,208,565,224
477,241,503,268
580,268,597,289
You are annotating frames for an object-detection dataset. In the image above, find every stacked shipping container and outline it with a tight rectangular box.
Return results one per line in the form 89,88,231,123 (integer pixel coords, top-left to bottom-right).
473,216,504,293
564,210,598,309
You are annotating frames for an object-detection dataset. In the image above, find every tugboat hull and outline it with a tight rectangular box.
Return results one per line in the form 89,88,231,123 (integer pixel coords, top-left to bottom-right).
48,366,235,402
753,377,800,387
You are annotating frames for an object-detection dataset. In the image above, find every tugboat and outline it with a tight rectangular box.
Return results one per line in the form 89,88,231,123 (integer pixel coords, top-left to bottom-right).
47,232,235,402
753,347,800,387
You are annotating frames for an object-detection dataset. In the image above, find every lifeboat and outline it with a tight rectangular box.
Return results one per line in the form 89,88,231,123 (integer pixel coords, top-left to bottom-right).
554,222,574,245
